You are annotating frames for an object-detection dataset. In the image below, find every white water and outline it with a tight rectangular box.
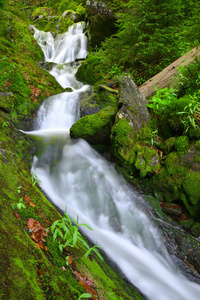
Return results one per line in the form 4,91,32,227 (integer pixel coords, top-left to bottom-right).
28,23,200,300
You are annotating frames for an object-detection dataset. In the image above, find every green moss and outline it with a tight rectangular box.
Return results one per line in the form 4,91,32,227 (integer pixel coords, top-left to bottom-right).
76,58,103,85
151,163,184,203
195,139,200,150
57,17,74,34
165,152,180,175
118,147,136,166
0,2,146,299
194,153,200,163
31,7,55,19
78,257,143,300
174,135,189,154
181,171,200,219
111,118,134,148
191,222,200,237
70,105,117,143
160,137,176,155
80,90,118,116
44,16,60,32
137,124,152,141
134,146,161,178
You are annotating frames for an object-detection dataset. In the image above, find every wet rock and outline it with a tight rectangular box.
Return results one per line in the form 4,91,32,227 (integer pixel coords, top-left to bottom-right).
160,202,182,219
179,214,194,230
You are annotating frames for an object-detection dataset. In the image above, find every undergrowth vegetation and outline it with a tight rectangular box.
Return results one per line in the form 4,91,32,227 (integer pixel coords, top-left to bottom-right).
83,0,199,85
146,58,200,139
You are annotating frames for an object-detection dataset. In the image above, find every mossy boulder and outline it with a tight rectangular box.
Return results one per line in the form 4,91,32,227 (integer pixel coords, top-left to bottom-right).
116,76,150,134
111,118,135,167
134,145,161,178
151,149,200,219
86,0,117,47
111,118,161,176
159,137,176,155
70,105,118,145
181,171,200,220
76,55,102,85
79,89,118,117
151,152,185,203
174,135,189,154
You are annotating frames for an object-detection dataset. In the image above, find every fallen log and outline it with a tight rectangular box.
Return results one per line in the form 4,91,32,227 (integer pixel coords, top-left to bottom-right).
139,46,200,99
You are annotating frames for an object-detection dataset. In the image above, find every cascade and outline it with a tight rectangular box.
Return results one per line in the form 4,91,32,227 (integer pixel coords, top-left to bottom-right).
27,23,200,300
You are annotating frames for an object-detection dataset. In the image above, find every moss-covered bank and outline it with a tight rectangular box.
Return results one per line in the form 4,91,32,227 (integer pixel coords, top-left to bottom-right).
0,0,145,299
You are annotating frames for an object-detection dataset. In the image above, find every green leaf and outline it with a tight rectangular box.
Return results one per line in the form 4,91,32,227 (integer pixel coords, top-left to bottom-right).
79,293,91,299
59,243,64,252
79,223,93,231
51,220,60,233
72,227,78,246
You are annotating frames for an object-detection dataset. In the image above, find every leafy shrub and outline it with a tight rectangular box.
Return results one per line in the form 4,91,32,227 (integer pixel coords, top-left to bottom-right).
178,57,200,96
147,87,177,112
177,94,200,133
97,0,199,84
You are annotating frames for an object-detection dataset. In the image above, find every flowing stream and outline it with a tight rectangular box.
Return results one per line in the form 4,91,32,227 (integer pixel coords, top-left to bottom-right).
26,23,200,300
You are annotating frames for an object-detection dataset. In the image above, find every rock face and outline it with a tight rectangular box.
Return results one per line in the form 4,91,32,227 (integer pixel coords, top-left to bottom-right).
110,76,160,178
116,76,150,133
70,105,117,145
151,140,200,221
86,0,117,47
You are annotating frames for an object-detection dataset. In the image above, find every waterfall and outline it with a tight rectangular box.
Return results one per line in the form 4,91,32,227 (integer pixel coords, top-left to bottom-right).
27,23,200,300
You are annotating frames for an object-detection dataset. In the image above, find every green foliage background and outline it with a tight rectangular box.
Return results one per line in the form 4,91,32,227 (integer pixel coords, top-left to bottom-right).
91,0,200,85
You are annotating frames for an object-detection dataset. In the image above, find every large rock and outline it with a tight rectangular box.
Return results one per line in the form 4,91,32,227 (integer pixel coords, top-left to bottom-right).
151,140,200,221
70,105,117,145
110,76,160,177
86,0,117,47
116,76,150,133
111,118,161,177
79,89,118,117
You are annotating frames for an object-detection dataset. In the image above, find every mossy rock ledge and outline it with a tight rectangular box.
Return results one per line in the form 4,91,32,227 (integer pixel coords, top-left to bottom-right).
151,141,200,221
70,105,118,145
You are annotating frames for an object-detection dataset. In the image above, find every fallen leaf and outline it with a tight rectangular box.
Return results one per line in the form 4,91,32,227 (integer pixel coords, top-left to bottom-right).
61,266,66,271
25,195,36,207
73,271,97,299
27,218,48,249
13,211,21,219
37,269,44,276
67,255,73,265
